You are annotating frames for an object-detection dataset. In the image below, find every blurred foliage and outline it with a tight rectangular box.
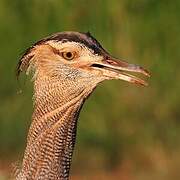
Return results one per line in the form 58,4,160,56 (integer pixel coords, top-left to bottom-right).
0,0,180,179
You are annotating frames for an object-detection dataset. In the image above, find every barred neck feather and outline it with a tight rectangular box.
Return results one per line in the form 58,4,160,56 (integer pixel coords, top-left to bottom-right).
17,74,98,180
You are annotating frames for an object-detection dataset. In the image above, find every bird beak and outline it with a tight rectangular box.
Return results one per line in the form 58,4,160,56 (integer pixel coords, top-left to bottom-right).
90,56,150,86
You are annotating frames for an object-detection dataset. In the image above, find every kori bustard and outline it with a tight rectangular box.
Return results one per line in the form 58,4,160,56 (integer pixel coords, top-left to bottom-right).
16,31,149,180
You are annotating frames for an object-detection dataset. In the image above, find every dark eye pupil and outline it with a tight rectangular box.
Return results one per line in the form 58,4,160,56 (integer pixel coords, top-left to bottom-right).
66,52,72,58
62,51,74,60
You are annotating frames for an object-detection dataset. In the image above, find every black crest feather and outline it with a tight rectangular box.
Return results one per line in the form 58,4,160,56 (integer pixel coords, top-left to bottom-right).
16,31,106,78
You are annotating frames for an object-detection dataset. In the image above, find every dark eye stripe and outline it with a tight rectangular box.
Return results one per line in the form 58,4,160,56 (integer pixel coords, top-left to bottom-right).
50,46,61,55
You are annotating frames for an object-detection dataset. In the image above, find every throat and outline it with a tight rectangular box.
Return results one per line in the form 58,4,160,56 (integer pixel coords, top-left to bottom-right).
17,76,89,180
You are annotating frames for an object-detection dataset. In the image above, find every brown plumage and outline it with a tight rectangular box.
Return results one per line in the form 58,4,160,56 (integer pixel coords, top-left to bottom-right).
16,31,149,180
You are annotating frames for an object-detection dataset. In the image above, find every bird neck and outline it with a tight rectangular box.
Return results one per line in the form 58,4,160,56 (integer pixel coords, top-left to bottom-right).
18,74,95,180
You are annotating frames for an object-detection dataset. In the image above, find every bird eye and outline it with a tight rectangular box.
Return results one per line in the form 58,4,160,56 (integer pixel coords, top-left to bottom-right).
62,51,75,60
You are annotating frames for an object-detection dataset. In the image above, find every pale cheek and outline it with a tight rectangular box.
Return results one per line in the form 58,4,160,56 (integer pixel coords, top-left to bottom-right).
89,68,104,76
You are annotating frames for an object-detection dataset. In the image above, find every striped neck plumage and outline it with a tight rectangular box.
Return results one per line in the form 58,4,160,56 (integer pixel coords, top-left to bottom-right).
17,74,96,180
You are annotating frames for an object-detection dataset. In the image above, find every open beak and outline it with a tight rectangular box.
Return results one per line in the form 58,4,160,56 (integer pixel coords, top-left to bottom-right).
90,57,150,86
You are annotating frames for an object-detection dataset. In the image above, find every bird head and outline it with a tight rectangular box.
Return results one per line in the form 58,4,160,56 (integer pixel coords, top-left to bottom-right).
17,31,150,88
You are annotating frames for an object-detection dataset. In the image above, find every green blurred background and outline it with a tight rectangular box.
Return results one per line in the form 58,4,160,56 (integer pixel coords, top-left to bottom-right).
0,0,180,179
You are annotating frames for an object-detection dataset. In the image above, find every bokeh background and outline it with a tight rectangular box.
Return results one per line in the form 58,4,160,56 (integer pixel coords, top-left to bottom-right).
0,0,180,179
